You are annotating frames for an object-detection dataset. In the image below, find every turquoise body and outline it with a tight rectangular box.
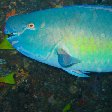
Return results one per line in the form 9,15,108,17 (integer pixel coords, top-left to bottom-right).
4,5,112,77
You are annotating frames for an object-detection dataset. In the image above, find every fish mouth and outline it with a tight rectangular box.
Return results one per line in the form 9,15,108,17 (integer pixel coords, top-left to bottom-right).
6,32,19,46
6,32,18,39
4,27,18,39
7,33,15,37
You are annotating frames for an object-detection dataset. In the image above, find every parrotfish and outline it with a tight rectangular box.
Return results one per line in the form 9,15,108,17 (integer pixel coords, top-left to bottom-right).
4,5,112,77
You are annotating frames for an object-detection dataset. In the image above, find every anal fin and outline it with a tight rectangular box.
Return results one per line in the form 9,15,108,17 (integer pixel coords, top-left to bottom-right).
65,69,89,77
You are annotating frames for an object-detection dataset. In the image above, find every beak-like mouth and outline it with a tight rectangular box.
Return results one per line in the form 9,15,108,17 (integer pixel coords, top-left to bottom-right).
7,33,15,37
6,32,18,39
4,27,18,39
6,32,19,46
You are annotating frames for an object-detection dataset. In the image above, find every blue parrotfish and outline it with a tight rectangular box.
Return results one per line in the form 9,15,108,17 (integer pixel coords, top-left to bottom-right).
4,5,112,77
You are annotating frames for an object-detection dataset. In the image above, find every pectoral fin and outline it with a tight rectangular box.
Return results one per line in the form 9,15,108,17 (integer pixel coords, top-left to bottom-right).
64,69,89,77
57,48,80,67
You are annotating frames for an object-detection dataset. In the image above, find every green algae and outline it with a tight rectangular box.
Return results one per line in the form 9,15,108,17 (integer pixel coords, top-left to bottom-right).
0,72,15,84
0,35,14,49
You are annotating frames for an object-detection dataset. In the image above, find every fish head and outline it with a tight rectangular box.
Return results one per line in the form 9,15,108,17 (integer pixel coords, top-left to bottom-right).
4,13,40,47
4,12,58,61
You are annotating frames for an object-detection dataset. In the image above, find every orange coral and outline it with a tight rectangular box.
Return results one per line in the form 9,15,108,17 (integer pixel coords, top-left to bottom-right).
6,9,16,20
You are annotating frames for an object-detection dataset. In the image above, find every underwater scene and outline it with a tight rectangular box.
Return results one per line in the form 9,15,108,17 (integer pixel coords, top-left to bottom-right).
0,0,112,112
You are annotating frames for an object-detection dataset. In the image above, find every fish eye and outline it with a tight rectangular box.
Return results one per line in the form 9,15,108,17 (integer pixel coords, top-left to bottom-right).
27,23,35,29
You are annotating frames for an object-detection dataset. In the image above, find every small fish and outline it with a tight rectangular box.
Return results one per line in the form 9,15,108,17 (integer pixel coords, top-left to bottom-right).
4,5,112,77
0,72,15,84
